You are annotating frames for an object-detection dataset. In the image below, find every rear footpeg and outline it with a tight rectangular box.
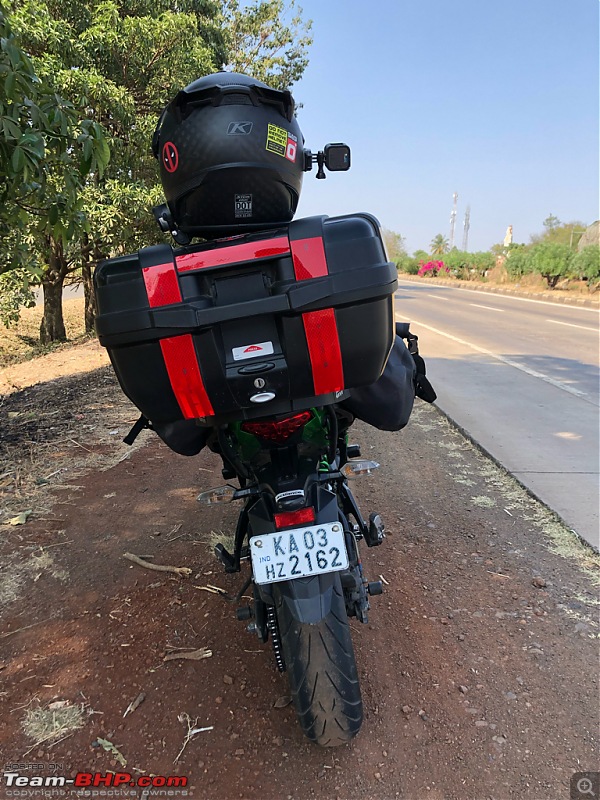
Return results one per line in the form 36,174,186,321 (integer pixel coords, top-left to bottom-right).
365,512,385,547
214,543,238,573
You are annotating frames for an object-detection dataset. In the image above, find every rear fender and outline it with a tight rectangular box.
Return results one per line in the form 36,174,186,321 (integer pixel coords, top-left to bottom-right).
275,572,340,624
250,484,342,624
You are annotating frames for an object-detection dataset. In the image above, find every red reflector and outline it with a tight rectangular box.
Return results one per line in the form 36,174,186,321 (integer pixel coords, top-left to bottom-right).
275,507,316,530
241,411,312,443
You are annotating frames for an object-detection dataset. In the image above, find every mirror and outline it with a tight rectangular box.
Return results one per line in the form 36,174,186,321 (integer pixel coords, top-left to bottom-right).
324,143,351,171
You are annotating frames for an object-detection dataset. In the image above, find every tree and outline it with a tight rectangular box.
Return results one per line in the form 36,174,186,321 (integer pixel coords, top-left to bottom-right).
529,242,573,289
543,214,561,231
0,269,36,326
0,8,106,277
530,214,588,250
223,0,312,90
0,8,110,341
6,0,313,339
572,245,600,291
381,228,406,263
430,234,449,255
504,244,532,279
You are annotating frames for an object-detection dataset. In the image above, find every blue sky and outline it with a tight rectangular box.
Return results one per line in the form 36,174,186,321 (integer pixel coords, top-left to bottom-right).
292,0,599,253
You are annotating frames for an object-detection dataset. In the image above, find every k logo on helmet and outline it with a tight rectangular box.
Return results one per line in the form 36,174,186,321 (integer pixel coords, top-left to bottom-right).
227,122,253,135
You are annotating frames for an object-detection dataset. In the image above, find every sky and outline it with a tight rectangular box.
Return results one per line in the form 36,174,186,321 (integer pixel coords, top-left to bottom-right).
291,0,599,254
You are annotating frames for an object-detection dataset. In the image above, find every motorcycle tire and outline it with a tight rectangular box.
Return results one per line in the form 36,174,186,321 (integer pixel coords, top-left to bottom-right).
274,575,363,746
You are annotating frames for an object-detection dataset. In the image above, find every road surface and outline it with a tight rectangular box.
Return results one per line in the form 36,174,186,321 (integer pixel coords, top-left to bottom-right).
395,280,599,548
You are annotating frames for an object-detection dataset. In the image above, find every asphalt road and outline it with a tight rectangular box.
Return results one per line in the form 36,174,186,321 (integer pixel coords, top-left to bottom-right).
395,281,600,548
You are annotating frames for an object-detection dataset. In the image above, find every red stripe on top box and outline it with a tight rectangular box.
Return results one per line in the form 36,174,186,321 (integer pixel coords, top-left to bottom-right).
158,335,215,418
290,236,329,280
142,262,182,306
142,260,214,419
290,235,345,395
301,309,345,395
176,237,290,273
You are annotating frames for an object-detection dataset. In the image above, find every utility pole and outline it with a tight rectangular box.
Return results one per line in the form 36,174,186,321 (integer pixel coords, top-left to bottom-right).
462,205,471,251
449,192,458,249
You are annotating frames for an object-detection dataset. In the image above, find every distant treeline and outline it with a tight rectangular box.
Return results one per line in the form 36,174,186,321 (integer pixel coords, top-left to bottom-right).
398,243,599,291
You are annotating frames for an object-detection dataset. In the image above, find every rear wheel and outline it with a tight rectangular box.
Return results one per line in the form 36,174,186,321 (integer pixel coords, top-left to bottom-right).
274,575,363,746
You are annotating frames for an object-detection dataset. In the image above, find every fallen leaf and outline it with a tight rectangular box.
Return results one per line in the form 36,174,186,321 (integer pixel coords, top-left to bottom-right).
95,737,127,767
273,695,293,709
8,510,32,526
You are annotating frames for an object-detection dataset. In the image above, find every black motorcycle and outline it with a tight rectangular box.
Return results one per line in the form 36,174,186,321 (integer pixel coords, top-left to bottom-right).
94,71,436,745
196,404,385,746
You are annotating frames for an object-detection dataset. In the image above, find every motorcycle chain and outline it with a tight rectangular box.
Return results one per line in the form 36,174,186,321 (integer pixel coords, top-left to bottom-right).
267,605,286,672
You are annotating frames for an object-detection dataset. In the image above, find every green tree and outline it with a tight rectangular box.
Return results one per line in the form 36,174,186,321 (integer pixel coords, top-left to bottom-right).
530,214,588,249
504,244,532,279
396,254,419,274
0,8,110,341
7,0,313,340
529,242,573,289
430,234,449,255
572,245,600,291
9,0,220,336
0,269,36,326
224,0,312,90
381,228,406,263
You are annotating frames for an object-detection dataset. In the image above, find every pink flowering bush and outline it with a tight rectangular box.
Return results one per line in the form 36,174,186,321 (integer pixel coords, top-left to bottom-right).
417,260,450,277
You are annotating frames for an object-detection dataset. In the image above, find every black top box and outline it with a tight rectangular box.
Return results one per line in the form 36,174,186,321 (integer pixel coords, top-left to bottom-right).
94,213,397,426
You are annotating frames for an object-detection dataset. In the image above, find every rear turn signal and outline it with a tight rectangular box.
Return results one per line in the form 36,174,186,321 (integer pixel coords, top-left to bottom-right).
241,411,312,443
274,507,316,529
197,485,238,505
341,459,380,478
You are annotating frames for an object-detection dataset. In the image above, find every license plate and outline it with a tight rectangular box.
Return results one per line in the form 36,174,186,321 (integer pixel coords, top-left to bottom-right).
250,522,348,585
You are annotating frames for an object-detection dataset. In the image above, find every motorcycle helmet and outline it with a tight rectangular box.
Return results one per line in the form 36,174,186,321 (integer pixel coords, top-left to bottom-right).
152,72,305,237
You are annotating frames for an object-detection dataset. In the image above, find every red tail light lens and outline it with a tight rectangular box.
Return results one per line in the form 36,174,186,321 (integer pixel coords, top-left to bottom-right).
241,411,312,443
275,507,316,529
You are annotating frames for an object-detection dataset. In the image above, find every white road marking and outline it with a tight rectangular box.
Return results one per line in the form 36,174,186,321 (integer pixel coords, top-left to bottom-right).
400,315,590,400
545,319,599,333
469,303,505,312
426,293,451,300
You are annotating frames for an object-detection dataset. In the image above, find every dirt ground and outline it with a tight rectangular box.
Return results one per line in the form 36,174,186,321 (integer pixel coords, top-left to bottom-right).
0,339,599,800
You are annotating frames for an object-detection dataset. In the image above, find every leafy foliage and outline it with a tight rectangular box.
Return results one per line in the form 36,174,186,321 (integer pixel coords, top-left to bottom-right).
224,0,312,90
529,242,574,288
3,0,314,340
0,9,109,279
530,213,588,249
504,244,532,278
381,228,406,263
572,246,600,289
430,234,449,255
0,269,36,326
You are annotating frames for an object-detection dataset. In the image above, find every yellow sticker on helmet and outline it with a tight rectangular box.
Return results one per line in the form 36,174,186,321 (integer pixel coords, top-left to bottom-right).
266,124,297,162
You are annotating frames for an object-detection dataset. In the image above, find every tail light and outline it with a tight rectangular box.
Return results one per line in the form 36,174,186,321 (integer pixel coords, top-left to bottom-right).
275,507,316,529
241,411,312,443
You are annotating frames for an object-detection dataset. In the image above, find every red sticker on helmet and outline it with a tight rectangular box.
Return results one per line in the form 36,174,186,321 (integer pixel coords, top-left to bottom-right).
162,142,179,173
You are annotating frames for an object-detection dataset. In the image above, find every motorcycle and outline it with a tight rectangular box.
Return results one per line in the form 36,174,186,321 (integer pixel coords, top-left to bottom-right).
94,72,437,746
195,403,384,747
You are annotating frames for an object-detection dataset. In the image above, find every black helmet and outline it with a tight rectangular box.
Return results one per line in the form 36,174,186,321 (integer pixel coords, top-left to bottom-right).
152,72,305,237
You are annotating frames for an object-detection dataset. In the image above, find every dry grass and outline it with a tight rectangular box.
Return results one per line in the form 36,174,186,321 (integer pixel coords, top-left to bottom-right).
22,703,85,749
0,297,88,368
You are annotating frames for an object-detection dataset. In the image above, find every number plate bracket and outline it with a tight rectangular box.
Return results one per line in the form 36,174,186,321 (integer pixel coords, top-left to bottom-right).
250,522,348,585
